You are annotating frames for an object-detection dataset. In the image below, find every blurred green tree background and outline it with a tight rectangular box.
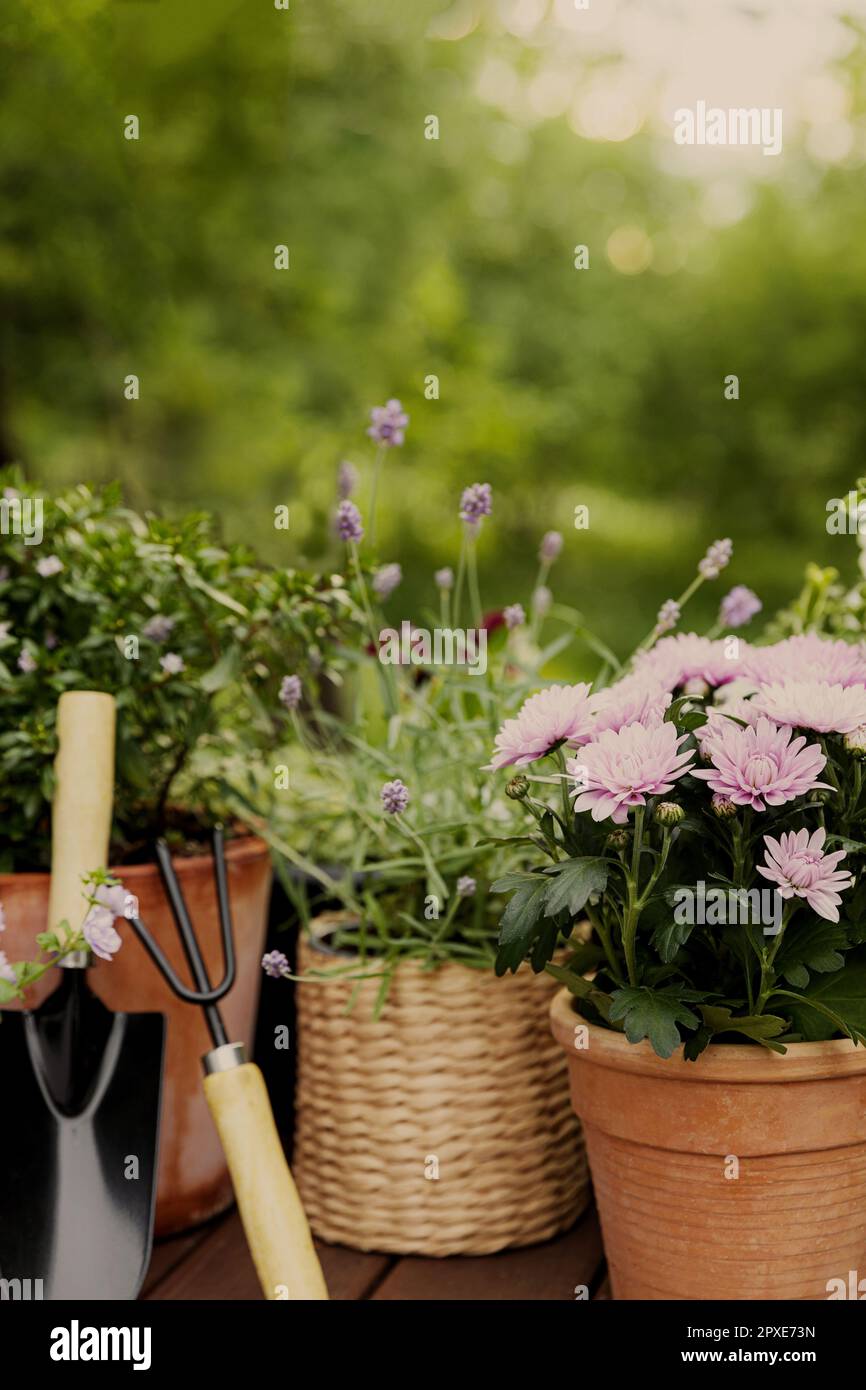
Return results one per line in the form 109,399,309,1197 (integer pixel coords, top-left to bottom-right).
2,0,866,665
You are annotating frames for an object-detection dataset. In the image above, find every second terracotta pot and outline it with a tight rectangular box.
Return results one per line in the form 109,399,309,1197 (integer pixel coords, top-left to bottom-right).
550,988,866,1300
0,836,273,1235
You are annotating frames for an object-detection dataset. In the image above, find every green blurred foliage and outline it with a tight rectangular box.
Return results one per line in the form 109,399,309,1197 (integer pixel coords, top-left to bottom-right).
2,0,866,665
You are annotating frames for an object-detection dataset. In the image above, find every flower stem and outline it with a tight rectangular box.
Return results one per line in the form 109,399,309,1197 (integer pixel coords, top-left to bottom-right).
367,445,385,549
622,806,645,986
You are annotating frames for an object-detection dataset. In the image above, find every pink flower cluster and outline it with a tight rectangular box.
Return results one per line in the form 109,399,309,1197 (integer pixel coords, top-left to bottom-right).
487,631,866,826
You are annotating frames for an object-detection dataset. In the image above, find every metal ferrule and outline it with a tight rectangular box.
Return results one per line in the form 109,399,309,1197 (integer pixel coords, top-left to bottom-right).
57,949,91,969
203,1041,247,1075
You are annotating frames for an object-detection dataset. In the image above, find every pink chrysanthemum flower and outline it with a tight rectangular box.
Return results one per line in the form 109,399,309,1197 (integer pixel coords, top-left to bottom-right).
568,721,695,825
743,634,866,688
584,675,671,739
487,684,594,769
758,827,853,923
692,717,829,810
752,680,866,735
697,696,763,753
632,633,744,692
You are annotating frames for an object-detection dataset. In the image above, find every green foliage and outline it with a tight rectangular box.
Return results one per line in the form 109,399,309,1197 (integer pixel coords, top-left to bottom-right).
0,469,361,868
2,2,866,660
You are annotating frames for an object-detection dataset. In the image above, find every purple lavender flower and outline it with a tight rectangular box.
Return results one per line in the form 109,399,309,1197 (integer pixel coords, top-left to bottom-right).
655,599,680,634
262,950,291,979
719,585,762,629
459,483,493,527
367,399,409,448
539,531,563,563
83,907,122,961
372,563,402,600
381,778,410,815
17,649,36,674
335,500,364,544
504,603,525,630
36,555,63,578
143,614,175,643
337,460,359,499
0,950,15,985
435,567,454,591
698,538,733,581
160,652,185,675
456,876,476,897
280,674,302,709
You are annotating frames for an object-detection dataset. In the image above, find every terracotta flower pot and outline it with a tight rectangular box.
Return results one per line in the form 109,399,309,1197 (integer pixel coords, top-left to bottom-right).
0,836,272,1235
550,988,866,1300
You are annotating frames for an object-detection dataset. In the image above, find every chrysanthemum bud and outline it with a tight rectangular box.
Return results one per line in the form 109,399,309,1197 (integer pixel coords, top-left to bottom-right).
606,828,630,850
683,677,709,698
711,793,737,819
655,801,685,827
506,774,530,800
844,725,866,759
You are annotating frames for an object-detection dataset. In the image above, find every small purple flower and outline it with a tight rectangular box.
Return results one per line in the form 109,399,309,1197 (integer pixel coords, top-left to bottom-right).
459,483,493,527
93,883,132,919
457,876,476,897
335,500,364,544
44,630,58,650
372,563,402,600
3,487,19,500
280,674,302,710
160,652,185,675
532,585,552,617
435,567,454,591
504,603,525,630
539,531,563,563
17,649,37,674
143,614,175,643
36,555,63,578
0,949,16,986
83,907,123,961
367,399,409,448
262,949,291,979
698,538,733,581
655,599,680,634
337,460,359,499
381,778,410,815
719,585,762,630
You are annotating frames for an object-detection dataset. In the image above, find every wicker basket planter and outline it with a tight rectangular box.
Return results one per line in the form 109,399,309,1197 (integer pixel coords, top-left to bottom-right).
293,924,590,1255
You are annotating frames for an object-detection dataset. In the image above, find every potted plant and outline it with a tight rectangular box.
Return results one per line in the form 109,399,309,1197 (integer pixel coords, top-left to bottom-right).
258,415,590,1254
0,470,361,1232
486,526,866,1300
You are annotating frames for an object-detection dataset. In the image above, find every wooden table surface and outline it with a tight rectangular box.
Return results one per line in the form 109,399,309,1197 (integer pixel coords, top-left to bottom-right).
143,1205,609,1301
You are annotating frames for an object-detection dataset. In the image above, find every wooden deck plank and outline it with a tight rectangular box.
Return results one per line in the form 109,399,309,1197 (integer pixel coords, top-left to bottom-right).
141,1226,214,1297
144,1209,392,1301
370,1208,603,1301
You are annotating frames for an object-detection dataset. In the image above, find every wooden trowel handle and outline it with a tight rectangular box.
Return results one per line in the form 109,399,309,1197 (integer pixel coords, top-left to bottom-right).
48,691,116,947
204,1063,329,1300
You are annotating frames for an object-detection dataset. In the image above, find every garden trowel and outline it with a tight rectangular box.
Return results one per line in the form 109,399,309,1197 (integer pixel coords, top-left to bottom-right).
0,690,165,1300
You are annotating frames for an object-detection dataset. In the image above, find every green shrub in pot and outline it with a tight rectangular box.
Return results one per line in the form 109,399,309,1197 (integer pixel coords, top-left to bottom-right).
0,468,362,872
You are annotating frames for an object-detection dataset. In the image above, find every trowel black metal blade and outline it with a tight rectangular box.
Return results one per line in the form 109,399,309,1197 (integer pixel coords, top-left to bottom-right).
0,971,165,1301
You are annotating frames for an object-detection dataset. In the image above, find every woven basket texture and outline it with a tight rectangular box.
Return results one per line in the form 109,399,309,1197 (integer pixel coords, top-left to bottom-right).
294,926,590,1255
